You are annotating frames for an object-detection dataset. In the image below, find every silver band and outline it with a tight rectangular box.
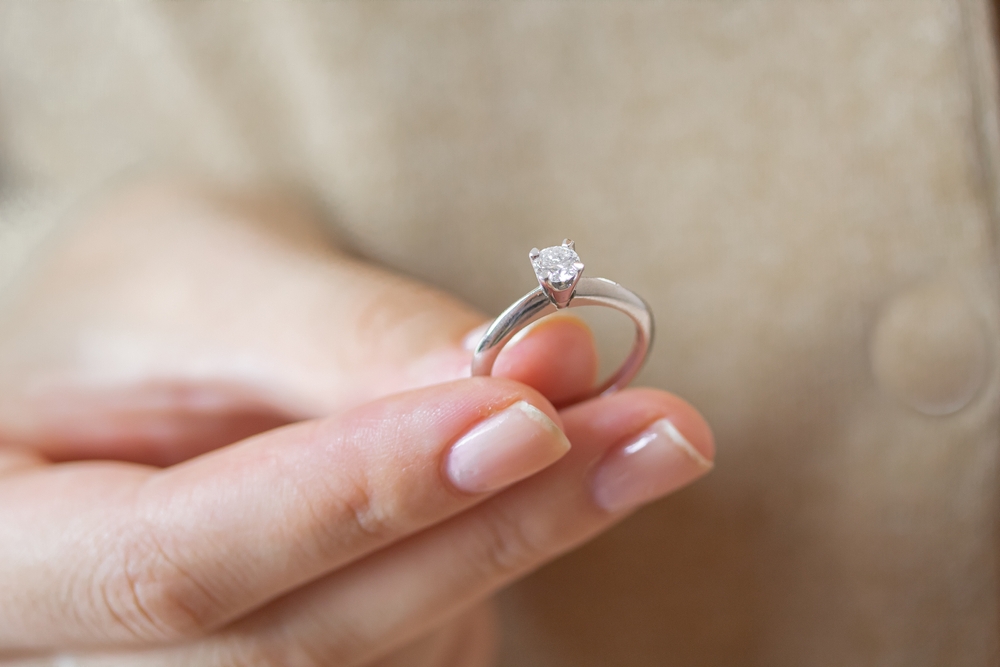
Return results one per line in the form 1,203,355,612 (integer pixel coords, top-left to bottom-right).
471,242,654,401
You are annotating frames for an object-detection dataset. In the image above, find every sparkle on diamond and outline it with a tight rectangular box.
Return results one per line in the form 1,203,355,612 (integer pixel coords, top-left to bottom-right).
533,245,581,289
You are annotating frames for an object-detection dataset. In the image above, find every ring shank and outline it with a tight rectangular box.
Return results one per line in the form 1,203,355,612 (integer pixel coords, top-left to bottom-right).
471,277,654,400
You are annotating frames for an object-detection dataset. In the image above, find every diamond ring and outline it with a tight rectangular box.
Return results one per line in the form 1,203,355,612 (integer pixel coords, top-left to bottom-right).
471,239,654,401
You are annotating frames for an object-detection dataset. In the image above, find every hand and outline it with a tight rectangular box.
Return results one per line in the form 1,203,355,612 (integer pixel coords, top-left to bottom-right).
0,182,714,666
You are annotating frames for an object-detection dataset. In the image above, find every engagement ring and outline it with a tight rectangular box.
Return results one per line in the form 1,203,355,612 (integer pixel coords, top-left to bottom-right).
471,240,654,400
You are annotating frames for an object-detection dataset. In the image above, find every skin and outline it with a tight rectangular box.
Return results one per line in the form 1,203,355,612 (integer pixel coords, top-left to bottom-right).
0,181,715,667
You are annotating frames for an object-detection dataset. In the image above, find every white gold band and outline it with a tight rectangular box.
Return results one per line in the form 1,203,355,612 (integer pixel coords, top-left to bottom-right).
470,276,654,400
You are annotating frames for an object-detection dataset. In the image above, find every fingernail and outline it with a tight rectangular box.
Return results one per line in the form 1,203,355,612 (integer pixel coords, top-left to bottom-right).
591,418,714,512
447,401,571,494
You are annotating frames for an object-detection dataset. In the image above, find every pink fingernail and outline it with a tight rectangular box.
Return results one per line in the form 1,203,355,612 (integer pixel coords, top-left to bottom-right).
591,418,714,512
447,401,570,494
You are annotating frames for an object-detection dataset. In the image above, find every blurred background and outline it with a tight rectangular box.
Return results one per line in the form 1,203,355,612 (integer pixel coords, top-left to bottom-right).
1,2,999,665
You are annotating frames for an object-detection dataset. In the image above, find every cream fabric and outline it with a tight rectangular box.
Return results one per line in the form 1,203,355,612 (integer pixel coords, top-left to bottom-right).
1,2,998,664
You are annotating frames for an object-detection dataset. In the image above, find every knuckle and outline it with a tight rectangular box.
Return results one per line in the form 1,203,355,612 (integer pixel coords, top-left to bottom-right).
297,454,408,559
95,522,223,642
473,504,546,579
337,475,395,541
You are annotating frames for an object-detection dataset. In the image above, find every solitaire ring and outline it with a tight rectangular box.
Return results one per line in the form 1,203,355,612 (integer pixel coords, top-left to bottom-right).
471,239,654,400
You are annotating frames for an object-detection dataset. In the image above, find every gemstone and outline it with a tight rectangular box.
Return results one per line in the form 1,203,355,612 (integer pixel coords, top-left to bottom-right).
532,245,581,290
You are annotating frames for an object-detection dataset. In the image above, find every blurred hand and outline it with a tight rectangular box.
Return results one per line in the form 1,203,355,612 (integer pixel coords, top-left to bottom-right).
0,182,714,666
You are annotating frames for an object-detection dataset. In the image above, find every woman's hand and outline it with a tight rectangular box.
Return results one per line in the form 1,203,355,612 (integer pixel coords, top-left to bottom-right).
0,182,714,666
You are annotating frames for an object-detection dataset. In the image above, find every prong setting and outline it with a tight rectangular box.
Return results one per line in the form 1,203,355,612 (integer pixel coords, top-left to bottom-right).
530,241,584,308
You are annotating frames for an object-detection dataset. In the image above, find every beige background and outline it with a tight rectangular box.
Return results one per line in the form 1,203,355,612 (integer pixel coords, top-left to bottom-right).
1,2,998,664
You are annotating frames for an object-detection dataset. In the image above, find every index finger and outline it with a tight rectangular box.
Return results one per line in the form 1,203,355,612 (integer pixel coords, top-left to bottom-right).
0,377,568,652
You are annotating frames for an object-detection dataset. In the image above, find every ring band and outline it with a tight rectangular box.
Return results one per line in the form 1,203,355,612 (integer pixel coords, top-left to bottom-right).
471,240,654,400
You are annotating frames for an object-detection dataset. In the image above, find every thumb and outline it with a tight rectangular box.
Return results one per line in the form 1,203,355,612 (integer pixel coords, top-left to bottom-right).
289,248,599,412
0,181,598,464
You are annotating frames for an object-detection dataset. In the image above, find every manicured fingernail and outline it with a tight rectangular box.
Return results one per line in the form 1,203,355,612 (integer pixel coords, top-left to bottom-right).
447,401,570,493
591,418,714,512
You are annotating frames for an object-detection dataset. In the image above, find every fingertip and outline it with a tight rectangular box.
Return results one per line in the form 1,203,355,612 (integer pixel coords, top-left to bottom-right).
560,387,716,464
559,388,715,512
457,376,565,433
654,391,716,464
490,314,599,407
445,399,570,495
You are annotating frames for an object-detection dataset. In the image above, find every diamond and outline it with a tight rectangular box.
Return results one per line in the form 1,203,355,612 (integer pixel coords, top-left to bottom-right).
532,245,581,290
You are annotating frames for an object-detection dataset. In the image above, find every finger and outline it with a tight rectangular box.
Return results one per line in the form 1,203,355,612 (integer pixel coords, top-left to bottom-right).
0,378,568,651
488,312,598,408
366,602,498,667
0,181,598,464
142,389,714,667
49,603,498,667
